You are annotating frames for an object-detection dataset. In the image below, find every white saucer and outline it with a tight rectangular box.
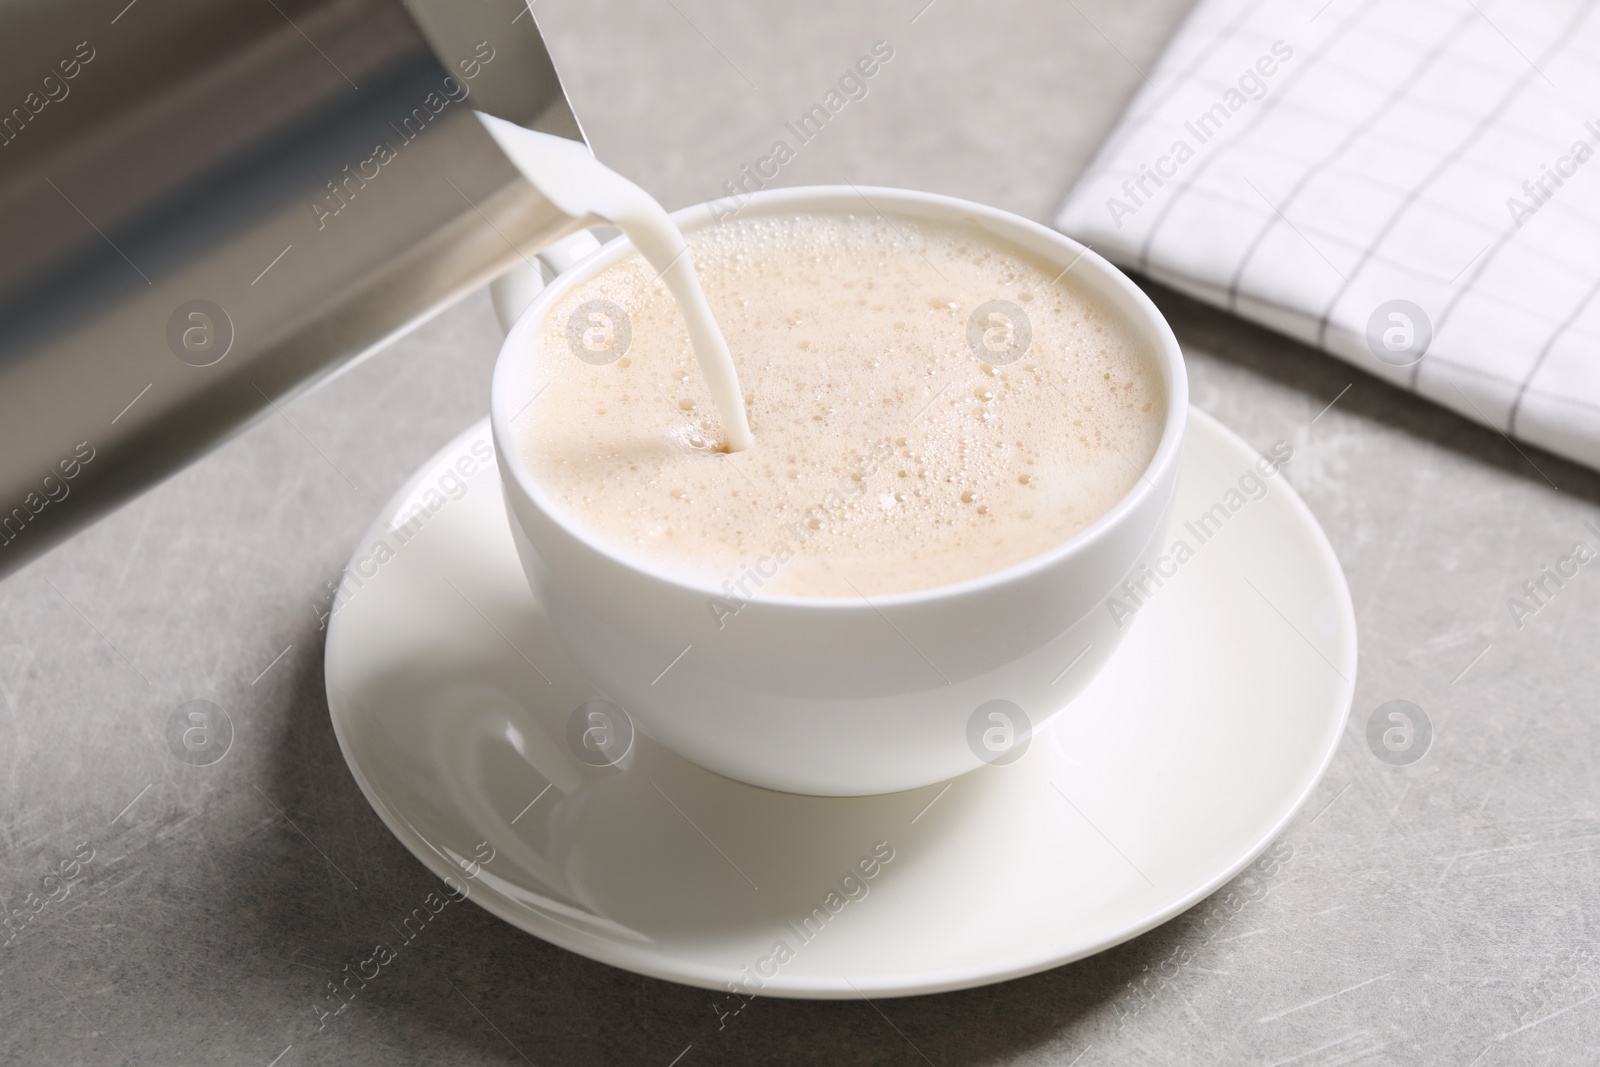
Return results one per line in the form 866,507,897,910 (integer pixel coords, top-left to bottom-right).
324,408,1355,999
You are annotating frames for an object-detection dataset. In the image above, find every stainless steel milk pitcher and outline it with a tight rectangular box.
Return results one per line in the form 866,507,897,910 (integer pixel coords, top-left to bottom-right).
0,0,590,578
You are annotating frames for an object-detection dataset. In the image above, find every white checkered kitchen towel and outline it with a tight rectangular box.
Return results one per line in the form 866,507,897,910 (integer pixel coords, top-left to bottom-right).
1056,0,1600,472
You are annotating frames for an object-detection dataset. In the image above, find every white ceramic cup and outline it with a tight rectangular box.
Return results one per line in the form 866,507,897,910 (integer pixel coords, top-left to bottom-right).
491,186,1188,796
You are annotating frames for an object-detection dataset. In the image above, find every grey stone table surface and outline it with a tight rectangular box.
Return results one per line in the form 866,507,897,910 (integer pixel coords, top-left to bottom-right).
6,1,1600,1064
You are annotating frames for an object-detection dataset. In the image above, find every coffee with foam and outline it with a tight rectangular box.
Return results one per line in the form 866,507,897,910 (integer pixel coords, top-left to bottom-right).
513,212,1165,599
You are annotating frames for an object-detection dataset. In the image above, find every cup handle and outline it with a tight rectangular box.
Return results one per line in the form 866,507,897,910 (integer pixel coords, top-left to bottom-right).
489,229,605,333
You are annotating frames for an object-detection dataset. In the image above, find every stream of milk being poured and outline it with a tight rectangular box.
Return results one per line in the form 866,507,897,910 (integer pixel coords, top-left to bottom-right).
477,113,754,451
